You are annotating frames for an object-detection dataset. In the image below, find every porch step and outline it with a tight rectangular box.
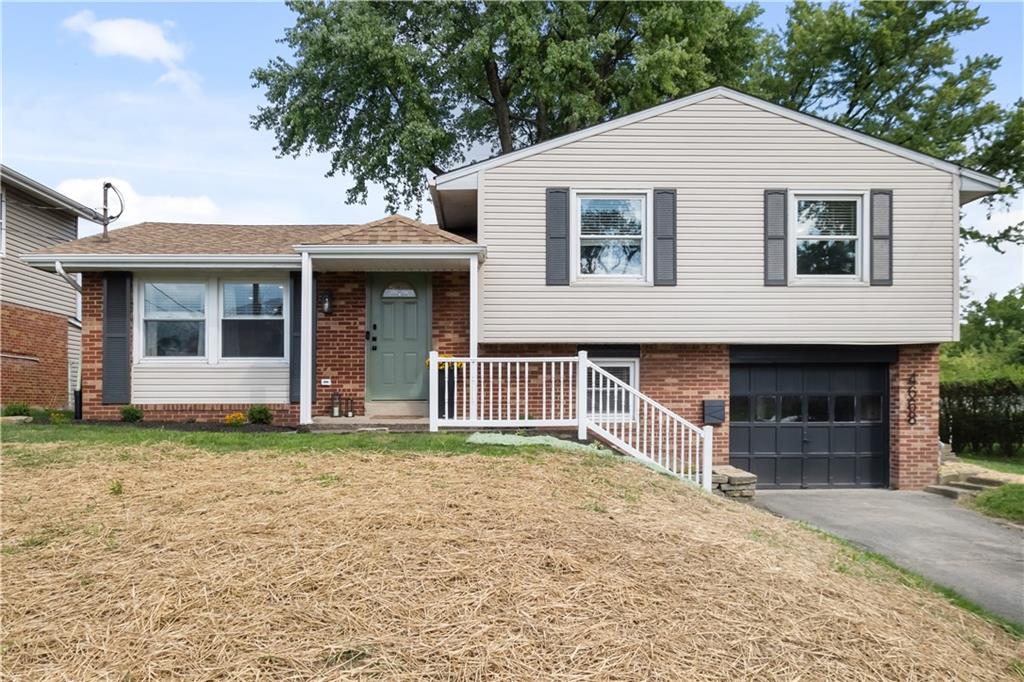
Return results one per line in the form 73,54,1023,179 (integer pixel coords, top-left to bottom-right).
946,481,997,493
305,420,428,434
364,400,428,418
923,484,979,500
966,475,1008,488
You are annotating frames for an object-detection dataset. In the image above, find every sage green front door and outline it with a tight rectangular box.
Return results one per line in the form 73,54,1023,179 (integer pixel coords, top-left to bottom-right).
367,274,430,400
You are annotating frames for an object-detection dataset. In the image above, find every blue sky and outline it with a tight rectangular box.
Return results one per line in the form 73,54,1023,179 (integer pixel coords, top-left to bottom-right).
2,1,1021,300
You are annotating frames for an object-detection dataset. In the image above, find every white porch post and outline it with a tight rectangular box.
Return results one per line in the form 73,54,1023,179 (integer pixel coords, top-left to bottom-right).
428,350,439,431
468,254,479,422
576,350,588,440
702,425,714,491
299,251,314,425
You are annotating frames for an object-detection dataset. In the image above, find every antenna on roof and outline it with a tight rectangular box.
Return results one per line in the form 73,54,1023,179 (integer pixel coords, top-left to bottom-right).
100,182,125,241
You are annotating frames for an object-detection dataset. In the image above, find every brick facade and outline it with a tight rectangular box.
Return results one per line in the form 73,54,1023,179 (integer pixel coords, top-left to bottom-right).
432,271,470,357
81,272,126,420
889,344,941,489
313,273,366,416
1,302,70,408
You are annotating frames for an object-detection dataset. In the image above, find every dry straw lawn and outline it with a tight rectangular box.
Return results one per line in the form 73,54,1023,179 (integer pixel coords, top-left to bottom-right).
2,434,1022,680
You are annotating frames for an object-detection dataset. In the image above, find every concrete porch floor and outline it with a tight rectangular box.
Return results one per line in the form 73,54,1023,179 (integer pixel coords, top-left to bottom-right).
307,415,428,432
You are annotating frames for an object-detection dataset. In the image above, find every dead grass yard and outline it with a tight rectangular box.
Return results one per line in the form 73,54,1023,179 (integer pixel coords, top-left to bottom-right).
2,427,1022,680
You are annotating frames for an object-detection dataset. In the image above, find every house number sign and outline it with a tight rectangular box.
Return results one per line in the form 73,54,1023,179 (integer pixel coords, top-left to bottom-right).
905,372,918,425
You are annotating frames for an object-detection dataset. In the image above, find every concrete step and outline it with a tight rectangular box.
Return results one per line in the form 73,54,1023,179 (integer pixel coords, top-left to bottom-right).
924,484,978,500
966,475,1007,488
946,481,996,492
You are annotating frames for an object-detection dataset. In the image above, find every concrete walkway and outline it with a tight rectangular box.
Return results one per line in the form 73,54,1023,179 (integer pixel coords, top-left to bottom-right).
754,489,1024,624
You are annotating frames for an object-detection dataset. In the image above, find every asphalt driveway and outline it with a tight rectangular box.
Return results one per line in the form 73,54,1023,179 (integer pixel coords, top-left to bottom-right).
755,489,1024,624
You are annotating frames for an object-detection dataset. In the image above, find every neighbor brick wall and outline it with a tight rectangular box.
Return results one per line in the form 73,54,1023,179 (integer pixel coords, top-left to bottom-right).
889,344,941,490
639,345,730,464
1,302,69,408
314,273,366,416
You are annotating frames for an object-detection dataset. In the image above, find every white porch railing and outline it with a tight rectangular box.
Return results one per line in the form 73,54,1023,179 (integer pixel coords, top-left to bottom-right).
429,350,713,490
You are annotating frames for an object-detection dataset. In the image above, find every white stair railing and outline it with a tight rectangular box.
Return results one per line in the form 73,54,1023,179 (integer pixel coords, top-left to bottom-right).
429,351,713,490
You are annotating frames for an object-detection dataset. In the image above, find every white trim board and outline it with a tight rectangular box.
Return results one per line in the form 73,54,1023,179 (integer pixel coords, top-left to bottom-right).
433,86,1004,191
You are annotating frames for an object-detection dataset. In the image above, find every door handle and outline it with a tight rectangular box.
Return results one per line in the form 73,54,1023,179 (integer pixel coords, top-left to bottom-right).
372,345,377,351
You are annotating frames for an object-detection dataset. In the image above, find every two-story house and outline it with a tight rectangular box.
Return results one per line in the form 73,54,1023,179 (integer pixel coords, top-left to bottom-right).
23,87,1003,489
2,166,101,409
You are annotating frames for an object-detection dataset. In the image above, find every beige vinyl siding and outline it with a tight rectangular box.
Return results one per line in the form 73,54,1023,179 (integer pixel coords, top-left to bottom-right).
132,364,289,404
0,187,79,316
480,95,957,344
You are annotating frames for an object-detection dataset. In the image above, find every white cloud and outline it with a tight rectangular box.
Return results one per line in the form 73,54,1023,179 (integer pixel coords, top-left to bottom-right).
56,177,218,236
62,10,200,95
961,202,1023,301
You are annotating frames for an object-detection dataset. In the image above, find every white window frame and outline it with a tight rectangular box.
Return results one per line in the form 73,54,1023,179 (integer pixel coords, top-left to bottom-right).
589,357,640,420
135,278,210,363
571,189,653,285
218,278,289,363
787,190,870,286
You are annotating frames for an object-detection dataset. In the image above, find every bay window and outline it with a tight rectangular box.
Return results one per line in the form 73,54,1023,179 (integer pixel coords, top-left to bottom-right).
576,194,647,279
143,282,206,357
221,281,285,358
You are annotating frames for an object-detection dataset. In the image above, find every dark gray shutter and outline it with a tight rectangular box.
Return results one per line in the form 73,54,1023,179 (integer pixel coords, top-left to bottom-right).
546,188,570,285
289,272,317,404
289,271,301,403
764,189,787,286
870,189,893,286
652,188,677,286
102,272,131,404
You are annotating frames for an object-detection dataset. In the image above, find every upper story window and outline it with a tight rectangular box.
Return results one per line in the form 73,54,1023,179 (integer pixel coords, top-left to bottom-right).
576,194,647,280
143,282,206,357
791,195,863,280
221,281,286,358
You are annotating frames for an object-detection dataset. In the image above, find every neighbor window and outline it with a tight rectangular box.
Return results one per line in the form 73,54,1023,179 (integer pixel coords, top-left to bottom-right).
577,194,646,278
221,281,286,358
792,195,862,278
143,282,206,357
587,358,639,418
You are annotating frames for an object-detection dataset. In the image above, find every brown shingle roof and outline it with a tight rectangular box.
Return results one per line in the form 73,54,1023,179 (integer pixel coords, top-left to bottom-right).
29,215,474,256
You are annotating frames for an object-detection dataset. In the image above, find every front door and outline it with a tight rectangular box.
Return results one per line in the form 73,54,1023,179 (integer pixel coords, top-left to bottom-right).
367,274,430,400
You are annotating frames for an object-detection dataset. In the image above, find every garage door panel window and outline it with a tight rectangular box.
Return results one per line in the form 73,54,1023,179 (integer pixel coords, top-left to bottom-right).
807,396,829,422
859,394,883,422
780,395,802,422
730,396,750,422
754,395,777,422
834,395,856,422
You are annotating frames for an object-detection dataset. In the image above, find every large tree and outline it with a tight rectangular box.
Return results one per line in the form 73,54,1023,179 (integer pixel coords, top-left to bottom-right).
252,0,1021,249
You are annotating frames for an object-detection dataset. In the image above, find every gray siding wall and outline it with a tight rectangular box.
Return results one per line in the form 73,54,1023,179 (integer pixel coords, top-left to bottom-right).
131,364,290,404
68,323,81,406
1,186,79,316
479,95,957,344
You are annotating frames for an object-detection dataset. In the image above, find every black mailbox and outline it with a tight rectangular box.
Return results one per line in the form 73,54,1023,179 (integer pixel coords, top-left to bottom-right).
703,399,725,426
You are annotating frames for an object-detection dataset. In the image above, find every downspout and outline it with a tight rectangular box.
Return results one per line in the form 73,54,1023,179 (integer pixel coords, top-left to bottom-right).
55,260,84,417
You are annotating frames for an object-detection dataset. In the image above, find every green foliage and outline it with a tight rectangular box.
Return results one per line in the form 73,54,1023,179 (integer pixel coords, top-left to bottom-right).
109,479,124,496
2,402,31,417
940,379,1023,456
120,405,143,423
48,411,71,425
252,0,766,212
942,286,1024,383
959,454,1024,476
253,1,1020,252
247,405,274,425
970,484,1024,524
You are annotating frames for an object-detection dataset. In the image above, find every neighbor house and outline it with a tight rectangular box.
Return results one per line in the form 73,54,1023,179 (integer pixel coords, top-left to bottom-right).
1,166,100,409
23,87,1003,490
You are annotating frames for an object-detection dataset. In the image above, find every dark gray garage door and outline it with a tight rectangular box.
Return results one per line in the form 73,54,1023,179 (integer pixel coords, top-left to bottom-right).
729,364,889,488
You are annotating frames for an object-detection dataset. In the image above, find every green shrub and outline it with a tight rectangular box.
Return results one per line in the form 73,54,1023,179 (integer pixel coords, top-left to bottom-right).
940,379,1023,456
247,405,273,425
120,405,143,423
2,402,31,417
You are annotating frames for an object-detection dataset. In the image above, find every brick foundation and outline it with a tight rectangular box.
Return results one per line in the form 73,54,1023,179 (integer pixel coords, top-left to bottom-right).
1,302,70,409
889,344,941,489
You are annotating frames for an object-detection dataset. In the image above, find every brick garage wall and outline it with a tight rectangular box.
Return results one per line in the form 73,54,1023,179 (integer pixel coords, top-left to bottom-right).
639,345,730,464
889,344,941,489
314,273,366,416
1,302,69,408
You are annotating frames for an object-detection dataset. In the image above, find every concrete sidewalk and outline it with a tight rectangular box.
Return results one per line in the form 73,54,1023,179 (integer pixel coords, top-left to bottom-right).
754,489,1024,624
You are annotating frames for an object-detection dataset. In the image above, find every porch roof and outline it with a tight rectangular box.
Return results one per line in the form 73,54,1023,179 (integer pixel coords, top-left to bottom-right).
22,215,482,271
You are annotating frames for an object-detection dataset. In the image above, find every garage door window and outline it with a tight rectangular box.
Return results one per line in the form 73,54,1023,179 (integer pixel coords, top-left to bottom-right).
860,395,883,422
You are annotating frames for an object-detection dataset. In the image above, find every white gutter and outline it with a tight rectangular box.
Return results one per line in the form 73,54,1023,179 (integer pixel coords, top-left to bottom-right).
54,260,83,293
295,243,486,260
21,253,302,271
